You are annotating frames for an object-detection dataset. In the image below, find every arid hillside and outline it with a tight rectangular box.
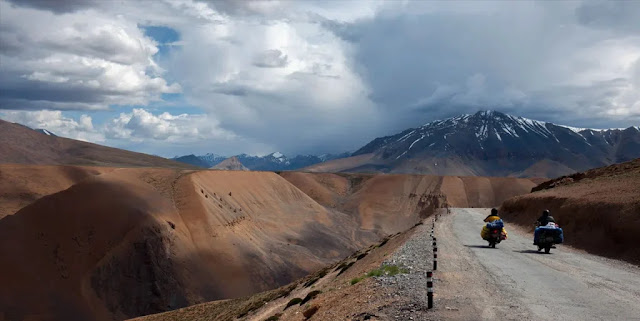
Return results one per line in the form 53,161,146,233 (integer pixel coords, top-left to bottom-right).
0,119,194,168
129,223,421,321
501,157,640,263
211,156,249,171
281,172,540,234
0,164,116,219
0,167,376,321
0,164,539,321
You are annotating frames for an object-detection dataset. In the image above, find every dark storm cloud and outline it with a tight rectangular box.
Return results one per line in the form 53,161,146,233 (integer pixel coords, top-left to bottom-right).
2,0,638,157
575,1,640,33
5,0,96,13
318,2,640,131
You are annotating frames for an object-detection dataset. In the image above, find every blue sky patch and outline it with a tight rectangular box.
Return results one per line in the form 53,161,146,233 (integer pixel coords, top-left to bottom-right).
142,25,180,44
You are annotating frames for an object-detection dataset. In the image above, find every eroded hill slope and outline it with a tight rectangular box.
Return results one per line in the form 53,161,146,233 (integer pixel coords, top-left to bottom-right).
501,158,640,263
0,168,374,321
0,164,116,219
281,172,540,233
0,166,540,321
0,119,194,168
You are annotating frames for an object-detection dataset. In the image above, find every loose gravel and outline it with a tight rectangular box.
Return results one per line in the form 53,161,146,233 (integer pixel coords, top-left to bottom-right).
375,221,436,321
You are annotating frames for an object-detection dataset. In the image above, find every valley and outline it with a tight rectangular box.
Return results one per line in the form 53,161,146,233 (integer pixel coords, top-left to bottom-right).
0,114,638,321
0,163,537,321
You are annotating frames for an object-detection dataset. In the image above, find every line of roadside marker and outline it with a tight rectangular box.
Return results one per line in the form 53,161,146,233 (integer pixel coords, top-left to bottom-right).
427,271,434,309
428,215,437,309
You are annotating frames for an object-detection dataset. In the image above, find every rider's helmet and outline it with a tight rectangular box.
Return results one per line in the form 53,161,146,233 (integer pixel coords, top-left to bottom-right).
542,209,550,216
491,208,498,216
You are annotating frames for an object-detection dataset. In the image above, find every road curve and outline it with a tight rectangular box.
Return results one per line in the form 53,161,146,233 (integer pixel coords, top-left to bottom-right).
436,208,640,321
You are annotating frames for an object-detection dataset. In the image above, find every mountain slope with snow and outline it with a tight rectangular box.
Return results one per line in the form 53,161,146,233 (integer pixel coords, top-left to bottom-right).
173,152,350,171
313,111,640,177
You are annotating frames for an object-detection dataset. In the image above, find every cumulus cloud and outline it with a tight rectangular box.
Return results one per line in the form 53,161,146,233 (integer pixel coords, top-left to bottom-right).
1,0,639,156
0,1,180,111
104,108,235,142
0,110,104,142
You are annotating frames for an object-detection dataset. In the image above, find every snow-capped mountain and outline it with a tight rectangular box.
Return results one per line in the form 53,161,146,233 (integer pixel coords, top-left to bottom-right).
35,128,56,136
172,152,350,171
199,153,227,165
342,110,640,177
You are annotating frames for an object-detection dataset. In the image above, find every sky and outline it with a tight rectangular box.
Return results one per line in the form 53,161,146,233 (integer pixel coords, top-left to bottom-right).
1,0,639,157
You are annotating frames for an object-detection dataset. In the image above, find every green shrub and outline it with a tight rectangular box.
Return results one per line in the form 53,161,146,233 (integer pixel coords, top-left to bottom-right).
367,269,383,277
350,276,365,285
366,264,408,278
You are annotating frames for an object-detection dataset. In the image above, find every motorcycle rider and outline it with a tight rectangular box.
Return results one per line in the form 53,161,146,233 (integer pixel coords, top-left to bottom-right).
535,209,558,248
536,209,555,226
484,208,501,223
481,208,507,244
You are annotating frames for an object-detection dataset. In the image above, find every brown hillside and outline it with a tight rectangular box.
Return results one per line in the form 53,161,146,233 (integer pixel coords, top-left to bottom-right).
0,164,115,219
211,156,249,171
302,153,376,173
128,221,420,321
0,119,194,168
281,172,539,234
514,159,576,178
0,168,377,320
501,158,640,263
0,165,539,321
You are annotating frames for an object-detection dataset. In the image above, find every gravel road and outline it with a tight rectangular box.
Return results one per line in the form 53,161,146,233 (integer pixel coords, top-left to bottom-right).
432,208,640,321
376,221,434,320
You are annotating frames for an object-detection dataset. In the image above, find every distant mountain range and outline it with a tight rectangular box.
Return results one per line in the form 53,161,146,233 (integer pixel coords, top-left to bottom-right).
172,152,350,171
18,109,639,177
305,110,640,177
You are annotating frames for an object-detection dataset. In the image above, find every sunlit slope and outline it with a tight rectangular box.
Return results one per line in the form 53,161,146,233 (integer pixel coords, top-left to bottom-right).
281,172,539,234
501,158,640,263
0,119,195,169
0,169,375,321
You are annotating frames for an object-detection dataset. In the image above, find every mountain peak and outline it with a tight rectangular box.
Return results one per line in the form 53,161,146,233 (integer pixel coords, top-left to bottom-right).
35,128,57,136
211,156,249,171
475,110,500,117
351,110,640,176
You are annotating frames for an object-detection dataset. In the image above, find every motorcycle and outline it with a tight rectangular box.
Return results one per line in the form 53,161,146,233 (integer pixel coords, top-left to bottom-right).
486,227,504,248
481,220,507,248
534,222,564,254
